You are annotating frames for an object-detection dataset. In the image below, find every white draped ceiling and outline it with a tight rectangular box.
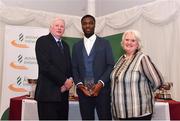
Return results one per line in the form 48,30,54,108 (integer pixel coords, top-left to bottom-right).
0,0,180,100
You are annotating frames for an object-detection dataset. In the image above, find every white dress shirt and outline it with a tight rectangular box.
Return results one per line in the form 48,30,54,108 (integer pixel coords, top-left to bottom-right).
83,34,96,56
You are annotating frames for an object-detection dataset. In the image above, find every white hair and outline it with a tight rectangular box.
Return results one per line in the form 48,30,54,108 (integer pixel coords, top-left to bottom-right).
121,29,142,50
49,17,65,28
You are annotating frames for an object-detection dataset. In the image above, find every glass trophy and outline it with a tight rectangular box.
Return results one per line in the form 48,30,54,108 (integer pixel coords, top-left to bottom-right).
84,77,95,95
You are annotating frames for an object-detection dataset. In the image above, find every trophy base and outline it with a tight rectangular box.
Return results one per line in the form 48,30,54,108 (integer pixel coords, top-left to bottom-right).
159,97,172,100
156,94,172,100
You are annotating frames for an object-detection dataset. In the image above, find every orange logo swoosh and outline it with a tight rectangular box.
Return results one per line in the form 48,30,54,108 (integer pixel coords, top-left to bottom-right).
10,62,28,70
11,40,29,48
8,84,27,92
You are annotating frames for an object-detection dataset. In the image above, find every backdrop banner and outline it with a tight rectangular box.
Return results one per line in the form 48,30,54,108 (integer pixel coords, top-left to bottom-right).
0,25,48,117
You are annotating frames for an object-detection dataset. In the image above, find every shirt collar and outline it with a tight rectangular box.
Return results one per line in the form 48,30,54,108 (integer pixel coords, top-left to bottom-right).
52,35,61,43
83,34,96,42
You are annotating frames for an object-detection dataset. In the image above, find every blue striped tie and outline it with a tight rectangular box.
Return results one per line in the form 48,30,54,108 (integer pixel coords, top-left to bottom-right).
57,41,64,53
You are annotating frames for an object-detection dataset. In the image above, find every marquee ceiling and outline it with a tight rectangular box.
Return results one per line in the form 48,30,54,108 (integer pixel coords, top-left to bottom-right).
0,0,155,17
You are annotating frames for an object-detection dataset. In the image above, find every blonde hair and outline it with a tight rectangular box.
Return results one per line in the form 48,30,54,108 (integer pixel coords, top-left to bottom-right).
121,29,142,50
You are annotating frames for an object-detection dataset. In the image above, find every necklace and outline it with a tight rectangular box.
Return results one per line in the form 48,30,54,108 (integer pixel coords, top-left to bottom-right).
113,56,134,83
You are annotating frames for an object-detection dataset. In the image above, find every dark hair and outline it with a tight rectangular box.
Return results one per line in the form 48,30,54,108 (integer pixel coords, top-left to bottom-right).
81,14,96,23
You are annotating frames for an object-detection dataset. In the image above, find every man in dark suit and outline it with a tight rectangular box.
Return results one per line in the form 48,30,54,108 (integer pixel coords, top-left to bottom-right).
35,17,73,120
72,14,114,120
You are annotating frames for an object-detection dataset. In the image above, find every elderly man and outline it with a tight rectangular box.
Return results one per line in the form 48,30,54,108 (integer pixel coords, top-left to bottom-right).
35,17,73,120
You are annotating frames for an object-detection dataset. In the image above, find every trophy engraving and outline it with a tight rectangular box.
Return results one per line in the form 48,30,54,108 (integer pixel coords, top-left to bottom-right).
84,77,95,95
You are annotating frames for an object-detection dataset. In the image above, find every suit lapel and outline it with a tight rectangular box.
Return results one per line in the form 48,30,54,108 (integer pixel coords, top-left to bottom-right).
79,41,84,63
92,37,99,61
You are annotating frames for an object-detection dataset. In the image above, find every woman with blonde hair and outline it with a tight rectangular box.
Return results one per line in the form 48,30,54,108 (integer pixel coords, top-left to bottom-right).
110,29,164,120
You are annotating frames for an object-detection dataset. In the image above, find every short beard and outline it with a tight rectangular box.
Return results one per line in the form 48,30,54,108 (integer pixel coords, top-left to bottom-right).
84,33,94,38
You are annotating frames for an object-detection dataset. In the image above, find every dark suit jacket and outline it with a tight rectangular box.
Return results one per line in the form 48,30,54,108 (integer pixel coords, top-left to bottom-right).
35,33,72,102
72,36,114,88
